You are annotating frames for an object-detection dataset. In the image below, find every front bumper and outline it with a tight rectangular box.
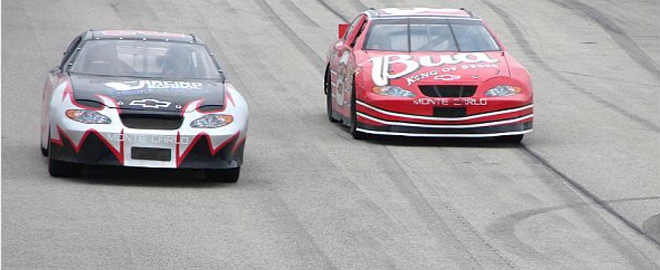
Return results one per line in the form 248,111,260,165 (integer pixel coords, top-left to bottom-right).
355,98,533,138
50,123,245,169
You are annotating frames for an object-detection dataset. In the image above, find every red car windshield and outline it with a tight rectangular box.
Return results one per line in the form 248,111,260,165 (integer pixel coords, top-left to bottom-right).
70,40,221,79
364,19,501,52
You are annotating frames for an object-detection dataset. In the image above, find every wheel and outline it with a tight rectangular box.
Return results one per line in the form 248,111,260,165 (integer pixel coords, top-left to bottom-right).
41,130,49,156
48,157,82,177
325,68,340,123
494,134,524,144
349,80,368,140
205,167,240,183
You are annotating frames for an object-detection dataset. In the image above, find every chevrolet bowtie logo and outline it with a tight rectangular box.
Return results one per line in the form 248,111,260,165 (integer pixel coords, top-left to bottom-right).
129,99,171,108
434,74,462,81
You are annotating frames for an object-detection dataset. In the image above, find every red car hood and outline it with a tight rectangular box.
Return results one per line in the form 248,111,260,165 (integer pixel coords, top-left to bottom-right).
362,51,509,87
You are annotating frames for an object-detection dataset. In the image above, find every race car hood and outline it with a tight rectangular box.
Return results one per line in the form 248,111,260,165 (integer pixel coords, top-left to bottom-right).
362,51,509,87
68,74,224,114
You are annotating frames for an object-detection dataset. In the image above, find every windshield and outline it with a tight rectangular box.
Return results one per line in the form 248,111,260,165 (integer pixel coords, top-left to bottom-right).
69,40,221,79
364,19,501,52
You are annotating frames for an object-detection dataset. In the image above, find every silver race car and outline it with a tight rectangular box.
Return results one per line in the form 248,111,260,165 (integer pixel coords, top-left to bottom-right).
40,30,248,182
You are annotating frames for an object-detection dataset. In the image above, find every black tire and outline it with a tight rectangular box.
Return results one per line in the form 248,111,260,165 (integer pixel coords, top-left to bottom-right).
205,167,240,183
41,130,49,156
349,80,368,140
325,69,340,123
494,134,524,144
48,157,82,177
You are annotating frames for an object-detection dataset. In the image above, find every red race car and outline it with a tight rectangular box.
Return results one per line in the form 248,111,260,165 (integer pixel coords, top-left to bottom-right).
324,8,533,142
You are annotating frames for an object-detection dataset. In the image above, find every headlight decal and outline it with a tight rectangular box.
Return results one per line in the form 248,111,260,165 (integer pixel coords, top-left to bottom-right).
190,114,234,128
485,85,522,97
65,109,112,124
372,86,416,98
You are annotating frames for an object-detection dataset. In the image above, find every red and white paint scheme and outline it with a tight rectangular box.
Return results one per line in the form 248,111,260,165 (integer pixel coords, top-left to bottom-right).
324,8,533,142
41,30,248,182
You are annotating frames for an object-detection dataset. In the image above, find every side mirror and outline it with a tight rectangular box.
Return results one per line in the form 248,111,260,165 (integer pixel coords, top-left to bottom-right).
338,23,349,39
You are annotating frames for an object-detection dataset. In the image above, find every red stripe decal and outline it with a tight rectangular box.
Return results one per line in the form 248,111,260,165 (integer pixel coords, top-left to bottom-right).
176,131,240,167
231,136,246,156
61,79,102,110
51,125,124,164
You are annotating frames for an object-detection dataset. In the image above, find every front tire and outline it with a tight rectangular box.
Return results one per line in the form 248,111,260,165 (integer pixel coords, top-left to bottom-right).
349,80,368,140
325,68,340,123
48,157,82,177
41,130,49,156
205,167,240,183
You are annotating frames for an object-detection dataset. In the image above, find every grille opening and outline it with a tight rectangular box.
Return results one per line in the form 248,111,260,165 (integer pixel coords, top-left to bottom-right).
131,147,171,161
419,85,477,97
433,107,467,118
120,114,183,130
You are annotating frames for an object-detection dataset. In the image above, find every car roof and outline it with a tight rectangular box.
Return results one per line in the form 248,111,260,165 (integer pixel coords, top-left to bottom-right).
368,8,477,19
83,30,201,44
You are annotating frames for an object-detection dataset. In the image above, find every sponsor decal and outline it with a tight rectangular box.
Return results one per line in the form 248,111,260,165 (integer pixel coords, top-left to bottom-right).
460,63,499,70
107,80,208,96
404,71,462,86
129,98,171,108
413,97,488,106
406,70,438,86
143,88,208,95
105,80,203,91
105,81,144,91
107,133,191,145
435,74,462,81
335,51,351,107
370,53,498,86
144,80,203,89
113,89,145,96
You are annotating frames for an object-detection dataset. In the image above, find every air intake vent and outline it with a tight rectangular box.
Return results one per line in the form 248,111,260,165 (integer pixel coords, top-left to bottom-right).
433,107,467,118
120,114,183,130
419,85,477,97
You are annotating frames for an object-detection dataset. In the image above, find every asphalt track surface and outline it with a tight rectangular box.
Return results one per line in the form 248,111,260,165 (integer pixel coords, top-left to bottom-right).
2,0,659,269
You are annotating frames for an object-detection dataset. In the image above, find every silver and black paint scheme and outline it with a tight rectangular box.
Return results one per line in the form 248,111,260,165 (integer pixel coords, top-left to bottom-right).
40,30,248,182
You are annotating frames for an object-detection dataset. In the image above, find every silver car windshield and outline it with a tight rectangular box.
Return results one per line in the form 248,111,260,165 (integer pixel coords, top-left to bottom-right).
69,40,221,79
364,19,501,52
